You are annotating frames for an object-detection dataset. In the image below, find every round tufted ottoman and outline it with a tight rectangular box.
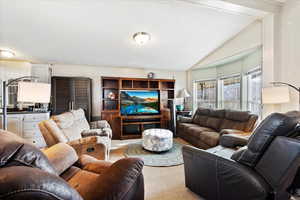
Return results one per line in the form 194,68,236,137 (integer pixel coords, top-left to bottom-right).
142,128,173,152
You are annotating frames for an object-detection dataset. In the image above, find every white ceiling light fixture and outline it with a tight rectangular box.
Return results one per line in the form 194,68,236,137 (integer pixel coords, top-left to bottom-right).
133,32,151,45
0,49,15,58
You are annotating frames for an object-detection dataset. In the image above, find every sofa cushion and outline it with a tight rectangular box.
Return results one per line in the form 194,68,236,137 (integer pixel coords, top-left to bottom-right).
43,119,68,143
71,109,90,132
52,112,83,141
225,110,250,122
195,107,211,116
192,115,208,127
178,123,199,133
206,117,222,131
192,108,210,124
52,112,75,129
209,109,225,118
43,143,79,175
199,131,220,147
186,126,215,138
61,124,83,142
219,119,246,131
231,112,300,168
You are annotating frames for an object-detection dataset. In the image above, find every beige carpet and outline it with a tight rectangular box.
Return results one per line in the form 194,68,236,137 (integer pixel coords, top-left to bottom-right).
110,139,299,200
110,138,202,200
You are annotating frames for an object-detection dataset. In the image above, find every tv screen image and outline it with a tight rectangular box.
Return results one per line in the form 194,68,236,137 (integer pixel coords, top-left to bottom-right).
120,90,160,115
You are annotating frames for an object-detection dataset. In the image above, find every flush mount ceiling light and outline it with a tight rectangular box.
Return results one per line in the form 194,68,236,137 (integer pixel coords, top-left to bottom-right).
0,49,15,58
133,32,151,45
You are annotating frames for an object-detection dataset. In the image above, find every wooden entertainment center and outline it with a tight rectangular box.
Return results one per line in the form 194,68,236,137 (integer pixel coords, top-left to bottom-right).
100,76,175,140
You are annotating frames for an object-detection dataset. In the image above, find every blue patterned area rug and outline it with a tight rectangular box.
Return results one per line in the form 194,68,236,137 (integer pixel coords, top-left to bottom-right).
124,141,184,167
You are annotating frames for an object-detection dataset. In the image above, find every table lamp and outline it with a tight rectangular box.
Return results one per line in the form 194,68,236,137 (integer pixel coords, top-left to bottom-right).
1,76,51,130
178,88,191,111
17,82,51,103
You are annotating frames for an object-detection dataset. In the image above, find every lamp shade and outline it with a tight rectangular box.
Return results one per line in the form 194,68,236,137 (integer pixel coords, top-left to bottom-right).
262,86,290,104
17,82,51,103
178,88,191,98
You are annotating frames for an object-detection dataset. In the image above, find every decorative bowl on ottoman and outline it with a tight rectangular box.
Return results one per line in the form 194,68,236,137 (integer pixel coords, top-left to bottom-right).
142,128,173,152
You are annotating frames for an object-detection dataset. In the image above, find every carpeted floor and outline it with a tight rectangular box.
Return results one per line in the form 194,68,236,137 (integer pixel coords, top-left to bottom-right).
110,138,299,200
110,138,202,200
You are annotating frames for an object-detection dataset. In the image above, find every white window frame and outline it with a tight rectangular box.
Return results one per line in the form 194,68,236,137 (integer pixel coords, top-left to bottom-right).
193,79,217,112
246,67,262,116
218,74,242,110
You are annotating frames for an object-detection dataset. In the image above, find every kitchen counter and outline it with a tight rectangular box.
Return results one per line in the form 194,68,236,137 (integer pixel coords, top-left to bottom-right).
0,111,50,115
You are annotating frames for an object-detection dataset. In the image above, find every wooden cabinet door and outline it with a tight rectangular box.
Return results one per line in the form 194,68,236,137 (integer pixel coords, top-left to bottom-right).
51,77,72,115
72,78,92,121
101,111,120,139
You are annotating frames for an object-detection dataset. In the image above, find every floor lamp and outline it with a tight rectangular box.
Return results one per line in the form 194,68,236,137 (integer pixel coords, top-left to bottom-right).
262,85,291,117
270,82,300,110
1,76,51,130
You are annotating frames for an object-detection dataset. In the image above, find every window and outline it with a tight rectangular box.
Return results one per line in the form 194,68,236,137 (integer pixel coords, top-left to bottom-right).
219,75,241,110
194,80,217,109
247,69,262,116
193,69,262,115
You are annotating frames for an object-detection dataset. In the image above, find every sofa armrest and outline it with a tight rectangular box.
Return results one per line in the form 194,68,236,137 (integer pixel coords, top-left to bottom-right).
220,129,251,136
81,128,112,138
219,134,250,148
0,166,83,200
86,158,144,200
67,136,108,160
90,120,111,129
182,145,270,200
76,154,112,174
43,143,78,175
178,116,193,123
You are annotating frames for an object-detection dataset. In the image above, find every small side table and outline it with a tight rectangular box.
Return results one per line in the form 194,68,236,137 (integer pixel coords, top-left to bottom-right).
176,110,192,120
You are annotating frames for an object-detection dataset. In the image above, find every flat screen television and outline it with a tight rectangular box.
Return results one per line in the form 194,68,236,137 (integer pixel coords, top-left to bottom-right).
120,90,160,115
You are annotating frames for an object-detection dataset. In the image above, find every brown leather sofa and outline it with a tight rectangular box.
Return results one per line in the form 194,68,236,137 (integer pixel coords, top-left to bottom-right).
182,112,300,200
0,129,144,200
177,107,258,149
39,108,112,160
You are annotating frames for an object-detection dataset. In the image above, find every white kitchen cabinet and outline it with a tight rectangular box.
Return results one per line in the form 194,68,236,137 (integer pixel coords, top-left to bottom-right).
0,112,50,148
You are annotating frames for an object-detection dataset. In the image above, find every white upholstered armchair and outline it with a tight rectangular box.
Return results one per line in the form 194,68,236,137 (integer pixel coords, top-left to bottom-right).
39,109,112,160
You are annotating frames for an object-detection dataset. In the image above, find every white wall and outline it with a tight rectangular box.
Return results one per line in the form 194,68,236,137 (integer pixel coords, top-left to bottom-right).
0,61,31,80
275,0,300,111
187,20,263,97
191,20,262,70
51,64,187,117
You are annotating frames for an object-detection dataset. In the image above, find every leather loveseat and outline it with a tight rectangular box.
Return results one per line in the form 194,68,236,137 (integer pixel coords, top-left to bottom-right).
39,108,112,160
0,129,144,200
177,107,258,149
182,111,300,200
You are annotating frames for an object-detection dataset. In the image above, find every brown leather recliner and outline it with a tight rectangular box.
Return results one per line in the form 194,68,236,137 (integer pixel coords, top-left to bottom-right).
0,130,144,200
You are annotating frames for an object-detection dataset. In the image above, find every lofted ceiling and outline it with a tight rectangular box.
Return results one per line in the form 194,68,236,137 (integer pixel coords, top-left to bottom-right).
0,0,259,70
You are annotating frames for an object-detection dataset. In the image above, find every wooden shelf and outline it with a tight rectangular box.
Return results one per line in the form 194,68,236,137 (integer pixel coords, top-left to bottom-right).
121,135,141,139
121,115,162,119
102,79,119,89
102,98,119,101
101,109,120,113
101,76,175,139
123,121,161,125
122,80,133,88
